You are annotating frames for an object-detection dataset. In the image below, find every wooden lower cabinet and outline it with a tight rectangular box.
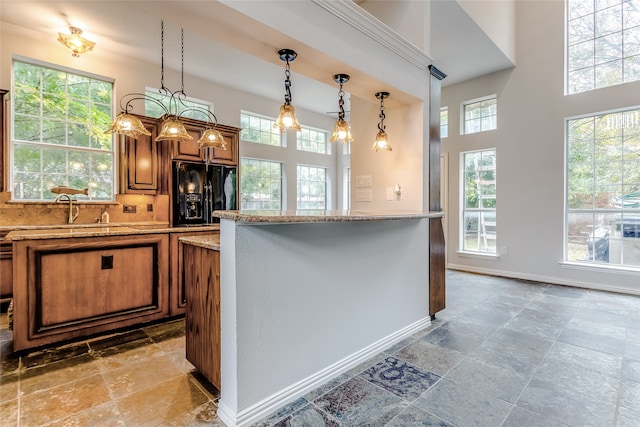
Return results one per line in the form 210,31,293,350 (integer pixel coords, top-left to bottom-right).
169,231,218,316
0,242,12,303
12,234,169,351
182,242,220,389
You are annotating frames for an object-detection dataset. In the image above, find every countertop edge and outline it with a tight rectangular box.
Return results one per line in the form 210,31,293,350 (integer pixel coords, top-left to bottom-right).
179,235,221,251
213,210,445,224
4,225,220,241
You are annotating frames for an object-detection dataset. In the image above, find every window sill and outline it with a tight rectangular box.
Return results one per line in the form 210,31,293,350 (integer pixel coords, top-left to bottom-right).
559,261,640,276
456,251,499,260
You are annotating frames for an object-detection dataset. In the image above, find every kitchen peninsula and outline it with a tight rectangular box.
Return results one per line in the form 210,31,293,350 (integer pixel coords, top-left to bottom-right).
184,209,444,427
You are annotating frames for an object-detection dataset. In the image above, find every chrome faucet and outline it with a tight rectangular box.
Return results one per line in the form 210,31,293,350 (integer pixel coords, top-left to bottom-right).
55,194,79,224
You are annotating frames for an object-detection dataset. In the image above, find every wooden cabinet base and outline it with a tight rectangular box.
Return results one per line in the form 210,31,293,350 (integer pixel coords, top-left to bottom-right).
12,234,169,351
182,242,220,389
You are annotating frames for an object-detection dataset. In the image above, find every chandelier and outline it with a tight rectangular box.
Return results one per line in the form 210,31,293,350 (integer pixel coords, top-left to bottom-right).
105,21,225,149
58,27,95,58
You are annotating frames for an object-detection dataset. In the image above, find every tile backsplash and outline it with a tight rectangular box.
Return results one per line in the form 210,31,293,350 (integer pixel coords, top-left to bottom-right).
0,192,169,226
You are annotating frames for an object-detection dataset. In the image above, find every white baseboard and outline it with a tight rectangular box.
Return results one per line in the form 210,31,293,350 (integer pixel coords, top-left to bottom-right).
446,263,640,296
217,316,432,427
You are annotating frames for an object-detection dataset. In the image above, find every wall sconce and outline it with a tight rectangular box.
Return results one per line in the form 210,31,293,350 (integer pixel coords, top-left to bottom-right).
274,49,302,132
57,27,95,58
372,91,392,152
330,74,353,144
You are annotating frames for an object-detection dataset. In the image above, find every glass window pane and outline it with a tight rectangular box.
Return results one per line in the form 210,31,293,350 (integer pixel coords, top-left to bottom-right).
567,0,640,93
11,60,114,201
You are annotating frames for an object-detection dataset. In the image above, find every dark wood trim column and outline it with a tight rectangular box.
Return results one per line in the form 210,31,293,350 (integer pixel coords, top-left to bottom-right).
428,65,447,319
1,89,9,192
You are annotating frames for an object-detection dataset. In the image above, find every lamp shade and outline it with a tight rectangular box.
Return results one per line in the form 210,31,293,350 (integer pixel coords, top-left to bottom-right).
198,128,227,149
157,117,193,142
372,130,392,152
104,113,151,137
57,27,95,57
330,118,353,143
274,103,301,132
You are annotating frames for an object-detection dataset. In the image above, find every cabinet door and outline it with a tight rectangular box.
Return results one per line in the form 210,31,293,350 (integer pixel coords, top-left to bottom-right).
169,231,218,316
0,242,12,303
120,116,159,194
203,129,238,166
12,234,170,351
172,126,204,162
183,243,220,389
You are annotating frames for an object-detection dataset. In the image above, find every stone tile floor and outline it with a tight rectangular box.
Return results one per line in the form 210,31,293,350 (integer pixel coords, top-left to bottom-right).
1,270,639,426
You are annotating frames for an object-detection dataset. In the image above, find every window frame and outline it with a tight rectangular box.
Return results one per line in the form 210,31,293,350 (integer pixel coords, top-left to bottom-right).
239,157,284,210
296,125,331,155
440,106,449,139
565,0,640,95
296,164,328,210
564,106,640,269
10,56,115,201
459,149,497,255
240,111,284,147
461,95,497,135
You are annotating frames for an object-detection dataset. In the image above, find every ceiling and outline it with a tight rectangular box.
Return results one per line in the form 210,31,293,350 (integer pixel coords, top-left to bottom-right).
0,1,515,116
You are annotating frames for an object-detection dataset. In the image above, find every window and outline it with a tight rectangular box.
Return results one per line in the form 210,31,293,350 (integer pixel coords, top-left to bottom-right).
240,112,282,146
461,149,497,254
440,107,448,138
144,89,212,120
297,165,327,210
566,0,640,94
12,59,114,200
297,126,329,154
463,96,497,134
343,167,351,210
240,158,283,210
566,107,640,268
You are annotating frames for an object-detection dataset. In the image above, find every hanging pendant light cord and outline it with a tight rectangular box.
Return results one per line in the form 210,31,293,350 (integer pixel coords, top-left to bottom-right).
378,98,386,131
338,81,345,121
160,20,166,93
284,58,292,105
181,28,185,94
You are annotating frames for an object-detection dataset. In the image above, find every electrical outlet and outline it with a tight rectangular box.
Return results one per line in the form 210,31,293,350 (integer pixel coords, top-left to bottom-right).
147,203,153,212
500,246,508,255
123,205,137,214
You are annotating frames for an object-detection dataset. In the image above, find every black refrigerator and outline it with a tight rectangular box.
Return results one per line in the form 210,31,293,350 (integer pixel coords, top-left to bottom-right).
172,161,237,226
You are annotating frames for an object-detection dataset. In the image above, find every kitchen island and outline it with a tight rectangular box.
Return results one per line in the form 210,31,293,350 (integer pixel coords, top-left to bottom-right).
208,210,444,427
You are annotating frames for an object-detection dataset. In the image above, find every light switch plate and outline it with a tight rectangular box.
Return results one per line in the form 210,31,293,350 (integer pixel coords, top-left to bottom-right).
355,189,373,202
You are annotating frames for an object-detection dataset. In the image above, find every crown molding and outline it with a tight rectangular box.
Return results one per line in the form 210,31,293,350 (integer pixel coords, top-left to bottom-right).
311,0,433,72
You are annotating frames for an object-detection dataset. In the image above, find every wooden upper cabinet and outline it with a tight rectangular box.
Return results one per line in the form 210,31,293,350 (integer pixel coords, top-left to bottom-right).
170,117,239,166
204,126,239,166
119,115,159,194
172,122,205,162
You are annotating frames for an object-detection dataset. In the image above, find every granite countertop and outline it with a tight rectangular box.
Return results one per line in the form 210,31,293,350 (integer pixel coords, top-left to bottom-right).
0,221,170,232
179,234,221,251
3,224,220,241
213,210,445,224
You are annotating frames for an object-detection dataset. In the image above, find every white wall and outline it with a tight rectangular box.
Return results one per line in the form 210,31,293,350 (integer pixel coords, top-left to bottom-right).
456,0,516,63
441,0,640,294
219,217,431,425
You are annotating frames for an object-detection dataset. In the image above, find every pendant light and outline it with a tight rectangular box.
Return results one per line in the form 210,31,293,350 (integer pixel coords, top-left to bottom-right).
274,49,302,132
372,91,392,152
57,27,95,58
329,74,353,144
106,21,223,144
